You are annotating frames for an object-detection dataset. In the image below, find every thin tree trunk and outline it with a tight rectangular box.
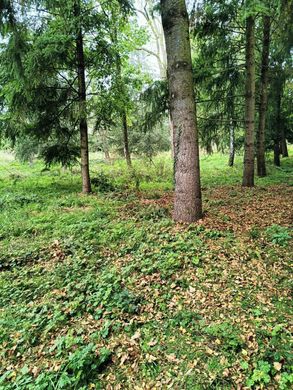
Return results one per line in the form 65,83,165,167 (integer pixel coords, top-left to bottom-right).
242,16,256,187
104,150,110,161
74,1,91,193
274,140,281,166
206,142,213,155
280,129,288,157
140,1,175,159
101,129,110,161
257,16,270,177
161,0,202,222
227,85,235,167
273,89,282,166
122,110,132,167
113,23,132,168
228,120,235,167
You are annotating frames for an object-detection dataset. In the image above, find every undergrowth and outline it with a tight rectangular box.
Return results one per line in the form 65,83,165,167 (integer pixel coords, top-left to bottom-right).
0,150,292,389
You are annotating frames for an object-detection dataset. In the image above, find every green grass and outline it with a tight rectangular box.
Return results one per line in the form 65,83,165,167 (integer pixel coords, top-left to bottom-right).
0,149,292,389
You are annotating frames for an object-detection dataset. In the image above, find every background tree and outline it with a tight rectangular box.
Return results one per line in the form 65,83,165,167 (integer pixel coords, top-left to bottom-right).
0,0,134,191
191,0,245,164
256,15,271,177
242,14,256,187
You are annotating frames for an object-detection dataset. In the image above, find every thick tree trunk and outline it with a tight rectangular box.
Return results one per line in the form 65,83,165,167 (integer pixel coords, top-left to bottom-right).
75,2,91,193
122,110,132,167
257,16,270,177
228,120,235,167
161,0,202,222
242,16,256,187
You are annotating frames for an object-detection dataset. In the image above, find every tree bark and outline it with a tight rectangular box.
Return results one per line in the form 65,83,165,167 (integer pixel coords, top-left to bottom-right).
74,1,91,193
273,88,282,166
112,22,132,168
228,119,235,167
161,0,202,222
274,140,281,166
242,16,256,187
256,16,270,177
122,110,132,167
280,129,288,157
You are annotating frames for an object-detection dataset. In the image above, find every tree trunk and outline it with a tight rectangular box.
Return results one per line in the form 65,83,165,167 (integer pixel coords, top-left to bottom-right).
74,1,91,193
104,150,110,161
161,0,202,222
228,120,235,167
139,1,175,158
122,110,132,167
206,143,213,155
256,16,270,177
273,88,283,166
280,129,288,157
113,26,132,168
242,16,256,187
274,140,281,166
100,129,110,161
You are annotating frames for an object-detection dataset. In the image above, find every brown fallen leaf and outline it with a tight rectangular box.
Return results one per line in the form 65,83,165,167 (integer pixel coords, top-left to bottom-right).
273,362,282,371
146,354,157,362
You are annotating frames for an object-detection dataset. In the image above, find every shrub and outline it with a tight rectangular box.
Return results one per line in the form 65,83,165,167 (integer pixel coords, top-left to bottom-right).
265,225,291,246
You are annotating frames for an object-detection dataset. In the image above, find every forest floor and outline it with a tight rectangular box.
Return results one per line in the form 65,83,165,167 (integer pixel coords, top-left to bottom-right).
0,151,292,389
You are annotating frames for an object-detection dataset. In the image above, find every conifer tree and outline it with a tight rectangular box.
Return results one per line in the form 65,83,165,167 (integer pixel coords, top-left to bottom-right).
161,0,202,222
242,15,256,187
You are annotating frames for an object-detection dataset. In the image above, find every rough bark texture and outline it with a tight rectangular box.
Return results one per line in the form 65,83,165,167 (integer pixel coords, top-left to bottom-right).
161,0,202,222
257,16,270,177
75,2,91,193
242,16,256,187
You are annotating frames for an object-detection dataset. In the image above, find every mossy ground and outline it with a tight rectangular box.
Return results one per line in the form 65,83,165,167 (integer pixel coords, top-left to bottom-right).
0,150,292,389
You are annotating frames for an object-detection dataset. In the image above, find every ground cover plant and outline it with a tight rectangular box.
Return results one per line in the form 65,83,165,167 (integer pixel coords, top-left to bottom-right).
0,150,292,389
1,0,292,388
